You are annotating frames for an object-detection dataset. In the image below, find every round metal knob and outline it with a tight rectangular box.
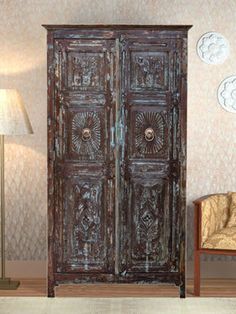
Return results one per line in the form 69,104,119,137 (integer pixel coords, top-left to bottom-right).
144,127,155,141
82,128,91,141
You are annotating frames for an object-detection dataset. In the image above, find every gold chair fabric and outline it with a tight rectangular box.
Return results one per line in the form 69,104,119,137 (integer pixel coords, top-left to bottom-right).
201,193,236,250
201,194,229,246
202,226,236,250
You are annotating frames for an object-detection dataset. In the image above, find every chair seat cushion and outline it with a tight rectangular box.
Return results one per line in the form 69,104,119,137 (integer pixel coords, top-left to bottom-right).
202,226,236,250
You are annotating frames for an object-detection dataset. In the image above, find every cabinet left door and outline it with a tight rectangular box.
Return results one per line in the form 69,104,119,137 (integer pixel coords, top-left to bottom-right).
50,38,117,277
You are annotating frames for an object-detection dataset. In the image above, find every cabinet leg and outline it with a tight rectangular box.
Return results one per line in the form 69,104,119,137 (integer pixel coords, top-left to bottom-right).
48,281,55,298
179,281,186,298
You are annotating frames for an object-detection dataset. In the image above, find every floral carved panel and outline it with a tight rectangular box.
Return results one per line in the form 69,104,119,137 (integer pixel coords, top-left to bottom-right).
129,179,171,271
62,179,106,271
130,51,169,91
67,52,105,91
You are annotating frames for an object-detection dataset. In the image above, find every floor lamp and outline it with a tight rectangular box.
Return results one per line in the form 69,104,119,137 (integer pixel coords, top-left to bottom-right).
0,89,33,289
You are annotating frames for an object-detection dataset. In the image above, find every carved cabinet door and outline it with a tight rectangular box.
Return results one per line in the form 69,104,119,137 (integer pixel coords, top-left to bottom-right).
53,39,117,274
118,36,184,278
48,28,187,293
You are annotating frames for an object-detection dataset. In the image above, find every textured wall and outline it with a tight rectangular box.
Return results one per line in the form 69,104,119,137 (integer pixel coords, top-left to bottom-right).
0,0,236,263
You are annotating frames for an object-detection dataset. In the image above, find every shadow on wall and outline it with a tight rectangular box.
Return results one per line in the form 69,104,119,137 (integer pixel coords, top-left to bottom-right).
0,48,47,261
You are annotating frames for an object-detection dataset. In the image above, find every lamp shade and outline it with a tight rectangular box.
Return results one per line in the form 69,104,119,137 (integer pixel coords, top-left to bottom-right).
0,89,33,135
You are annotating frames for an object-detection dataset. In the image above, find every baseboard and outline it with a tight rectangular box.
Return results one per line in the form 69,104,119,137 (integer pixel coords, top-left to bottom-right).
6,260,236,279
6,261,46,278
187,261,236,279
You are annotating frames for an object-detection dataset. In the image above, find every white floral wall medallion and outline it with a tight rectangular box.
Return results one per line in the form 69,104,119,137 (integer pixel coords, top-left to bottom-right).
218,76,236,113
197,32,230,64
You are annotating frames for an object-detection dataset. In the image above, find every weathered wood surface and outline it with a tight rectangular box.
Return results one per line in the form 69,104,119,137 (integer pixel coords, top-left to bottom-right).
44,25,191,298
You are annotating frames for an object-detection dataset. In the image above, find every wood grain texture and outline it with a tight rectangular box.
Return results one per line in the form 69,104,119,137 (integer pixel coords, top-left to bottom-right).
45,25,190,297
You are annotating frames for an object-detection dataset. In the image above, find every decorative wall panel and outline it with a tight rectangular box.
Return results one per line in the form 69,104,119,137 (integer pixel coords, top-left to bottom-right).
197,32,229,65
218,76,236,113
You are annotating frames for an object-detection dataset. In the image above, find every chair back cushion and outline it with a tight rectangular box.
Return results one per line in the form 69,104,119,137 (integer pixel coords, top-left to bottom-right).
201,194,229,246
227,192,236,227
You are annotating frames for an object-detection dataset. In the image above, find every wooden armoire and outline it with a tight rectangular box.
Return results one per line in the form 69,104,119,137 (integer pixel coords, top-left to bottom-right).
43,25,191,297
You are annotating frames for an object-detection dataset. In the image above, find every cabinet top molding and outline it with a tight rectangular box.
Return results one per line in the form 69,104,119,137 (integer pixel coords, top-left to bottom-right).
42,24,192,31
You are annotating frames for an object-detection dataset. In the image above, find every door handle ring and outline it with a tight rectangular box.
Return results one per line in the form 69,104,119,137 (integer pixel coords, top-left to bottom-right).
111,126,115,148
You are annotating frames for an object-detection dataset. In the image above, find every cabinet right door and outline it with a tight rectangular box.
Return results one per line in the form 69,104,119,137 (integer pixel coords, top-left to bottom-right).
119,36,184,278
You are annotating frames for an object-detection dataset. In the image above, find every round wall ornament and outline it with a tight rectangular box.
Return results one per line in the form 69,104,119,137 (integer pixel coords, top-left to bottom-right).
218,75,236,113
197,32,229,64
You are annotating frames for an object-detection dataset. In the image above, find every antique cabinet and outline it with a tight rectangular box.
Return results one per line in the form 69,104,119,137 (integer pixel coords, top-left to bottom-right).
43,25,191,297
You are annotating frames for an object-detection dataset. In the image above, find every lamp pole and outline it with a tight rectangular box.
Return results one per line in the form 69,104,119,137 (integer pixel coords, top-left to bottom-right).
0,135,5,280
0,134,20,289
0,89,32,289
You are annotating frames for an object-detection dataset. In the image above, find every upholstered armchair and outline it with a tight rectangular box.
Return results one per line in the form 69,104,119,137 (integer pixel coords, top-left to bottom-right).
193,193,236,296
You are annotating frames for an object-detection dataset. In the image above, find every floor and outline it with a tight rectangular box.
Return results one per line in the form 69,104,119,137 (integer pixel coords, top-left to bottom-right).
0,278,235,298
0,279,235,314
0,297,236,314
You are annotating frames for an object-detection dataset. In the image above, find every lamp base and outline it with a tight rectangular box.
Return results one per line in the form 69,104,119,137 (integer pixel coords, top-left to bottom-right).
0,278,20,290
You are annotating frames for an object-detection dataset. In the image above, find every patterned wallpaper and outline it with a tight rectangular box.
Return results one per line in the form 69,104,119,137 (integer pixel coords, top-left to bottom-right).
0,0,236,262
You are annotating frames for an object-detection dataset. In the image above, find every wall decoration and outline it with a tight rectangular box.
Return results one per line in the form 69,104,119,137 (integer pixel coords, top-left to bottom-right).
197,32,229,64
218,75,236,113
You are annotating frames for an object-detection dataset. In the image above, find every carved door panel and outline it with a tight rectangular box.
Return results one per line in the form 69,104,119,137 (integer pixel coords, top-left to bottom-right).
53,39,116,274
46,25,190,298
119,37,182,275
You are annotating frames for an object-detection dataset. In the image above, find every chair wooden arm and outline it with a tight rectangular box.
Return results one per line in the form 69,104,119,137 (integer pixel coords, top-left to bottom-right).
193,193,226,205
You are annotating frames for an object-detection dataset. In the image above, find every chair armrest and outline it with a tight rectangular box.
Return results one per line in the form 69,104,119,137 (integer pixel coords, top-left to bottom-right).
193,194,221,205
193,193,229,247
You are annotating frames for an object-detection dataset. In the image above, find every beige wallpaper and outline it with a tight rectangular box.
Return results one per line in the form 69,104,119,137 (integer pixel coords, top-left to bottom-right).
0,0,236,263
